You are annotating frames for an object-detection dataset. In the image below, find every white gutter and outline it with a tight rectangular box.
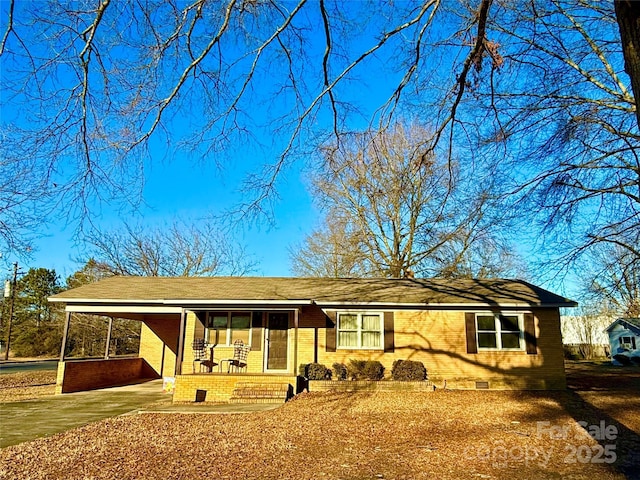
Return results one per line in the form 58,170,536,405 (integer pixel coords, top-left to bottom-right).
49,297,314,306
50,297,576,308
64,305,183,314
49,297,166,304
163,299,314,306
312,301,578,308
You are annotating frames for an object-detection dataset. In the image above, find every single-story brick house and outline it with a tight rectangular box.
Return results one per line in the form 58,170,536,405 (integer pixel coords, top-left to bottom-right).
49,276,576,400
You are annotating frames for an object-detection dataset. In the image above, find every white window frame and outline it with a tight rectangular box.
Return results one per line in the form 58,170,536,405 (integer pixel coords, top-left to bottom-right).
206,311,252,347
475,312,525,351
620,336,635,350
336,311,384,350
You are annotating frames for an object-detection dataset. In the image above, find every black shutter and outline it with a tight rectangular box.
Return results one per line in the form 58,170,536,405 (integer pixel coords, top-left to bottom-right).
465,312,478,354
384,312,395,352
524,313,537,355
251,311,263,351
633,337,637,350
326,311,337,352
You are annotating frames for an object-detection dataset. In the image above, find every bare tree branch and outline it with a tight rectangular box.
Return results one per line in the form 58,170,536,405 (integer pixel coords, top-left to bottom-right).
0,0,15,56
81,218,258,277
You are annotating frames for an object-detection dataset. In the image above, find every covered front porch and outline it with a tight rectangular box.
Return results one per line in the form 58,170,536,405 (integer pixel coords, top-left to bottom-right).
55,302,307,403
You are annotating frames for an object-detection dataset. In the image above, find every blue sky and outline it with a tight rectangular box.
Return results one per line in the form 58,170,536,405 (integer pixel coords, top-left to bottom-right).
21,153,319,281
0,1,602,303
1,1,415,282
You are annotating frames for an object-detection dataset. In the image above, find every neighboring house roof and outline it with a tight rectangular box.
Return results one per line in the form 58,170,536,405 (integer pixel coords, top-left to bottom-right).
605,318,640,335
49,276,577,308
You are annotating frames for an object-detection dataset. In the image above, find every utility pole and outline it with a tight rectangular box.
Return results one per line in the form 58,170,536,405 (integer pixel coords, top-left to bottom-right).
4,262,18,361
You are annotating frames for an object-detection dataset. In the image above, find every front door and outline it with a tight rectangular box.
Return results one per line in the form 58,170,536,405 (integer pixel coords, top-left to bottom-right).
266,312,289,371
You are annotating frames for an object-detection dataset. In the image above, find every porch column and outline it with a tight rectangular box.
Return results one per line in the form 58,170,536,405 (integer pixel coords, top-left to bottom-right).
175,309,187,375
59,311,71,362
104,317,113,359
293,308,299,375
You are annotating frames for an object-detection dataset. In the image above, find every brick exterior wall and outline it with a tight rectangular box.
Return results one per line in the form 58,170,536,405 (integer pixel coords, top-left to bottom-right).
56,357,159,394
307,305,566,390
308,380,435,392
173,373,297,403
139,314,181,377
142,304,567,392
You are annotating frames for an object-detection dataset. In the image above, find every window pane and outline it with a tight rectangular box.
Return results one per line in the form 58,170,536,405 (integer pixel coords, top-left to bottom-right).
362,314,380,331
212,315,228,329
338,331,358,347
230,328,250,345
230,314,250,345
208,314,228,345
500,315,520,332
501,333,520,349
478,332,497,348
231,314,251,329
339,314,358,330
477,315,495,331
207,328,227,345
362,331,381,348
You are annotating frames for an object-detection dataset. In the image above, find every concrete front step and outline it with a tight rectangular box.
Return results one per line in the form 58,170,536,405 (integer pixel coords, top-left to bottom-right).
229,382,292,404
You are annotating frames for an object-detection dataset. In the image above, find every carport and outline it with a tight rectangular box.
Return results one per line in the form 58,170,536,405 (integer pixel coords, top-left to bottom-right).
53,301,186,394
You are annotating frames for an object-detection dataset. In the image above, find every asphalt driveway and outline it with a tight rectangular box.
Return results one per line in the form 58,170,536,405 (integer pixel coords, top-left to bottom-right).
1,379,281,448
0,360,59,375
0,380,170,448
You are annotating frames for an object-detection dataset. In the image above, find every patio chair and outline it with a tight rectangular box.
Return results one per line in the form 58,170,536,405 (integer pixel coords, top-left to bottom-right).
222,339,250,373
192,339,218,373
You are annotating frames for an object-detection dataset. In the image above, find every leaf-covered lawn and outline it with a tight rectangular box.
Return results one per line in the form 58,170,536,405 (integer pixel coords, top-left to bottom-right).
2,390,638,480
0,371,56,402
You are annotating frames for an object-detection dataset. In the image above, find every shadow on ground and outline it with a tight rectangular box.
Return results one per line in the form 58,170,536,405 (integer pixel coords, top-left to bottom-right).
563,361,640,480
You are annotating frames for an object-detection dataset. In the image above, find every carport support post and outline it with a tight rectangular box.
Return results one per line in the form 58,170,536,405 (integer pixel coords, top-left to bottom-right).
294,308,299,375
175,309,187,375
104,317,113,359
59,311,71,362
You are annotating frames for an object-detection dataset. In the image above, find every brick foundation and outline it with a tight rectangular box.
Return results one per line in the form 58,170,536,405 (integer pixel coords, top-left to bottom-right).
173,373,298,403
308,380,435,392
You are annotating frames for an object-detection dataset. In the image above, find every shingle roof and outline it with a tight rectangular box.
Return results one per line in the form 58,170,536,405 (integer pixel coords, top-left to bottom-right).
49,276,577,308
606,318,640,334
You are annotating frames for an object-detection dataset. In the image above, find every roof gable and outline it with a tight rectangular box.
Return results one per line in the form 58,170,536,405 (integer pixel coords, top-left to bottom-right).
606,318,640,335
49,276,577,308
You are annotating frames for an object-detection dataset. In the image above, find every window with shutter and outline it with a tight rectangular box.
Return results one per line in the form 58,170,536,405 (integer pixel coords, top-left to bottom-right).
471,312,527,351
335,312,384,350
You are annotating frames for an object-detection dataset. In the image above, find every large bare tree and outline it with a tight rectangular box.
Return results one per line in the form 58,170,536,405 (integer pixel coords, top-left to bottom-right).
289,212,369,277
615,0,640,126
82,219,257,277
292,123,522,278
1,0,637,277
477,1,639,278
579,242,640,317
